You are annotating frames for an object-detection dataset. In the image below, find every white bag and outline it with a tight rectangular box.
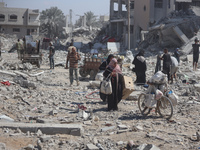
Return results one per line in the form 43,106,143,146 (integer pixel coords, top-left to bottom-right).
168,91,178,106
145,94,157,108
95,70,104,81
149,71,167,84
155,89,163,100
100,76,112,95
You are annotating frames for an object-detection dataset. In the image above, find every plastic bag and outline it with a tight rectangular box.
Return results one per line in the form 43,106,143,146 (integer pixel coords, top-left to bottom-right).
95,70,104,81
167,90,178,106
149,71,167,84
155,89,163,100
145,94,157,108
100,76,112,95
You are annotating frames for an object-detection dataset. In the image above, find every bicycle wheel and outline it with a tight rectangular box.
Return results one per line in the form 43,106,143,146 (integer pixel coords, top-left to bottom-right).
138,93,151,116
157,96,173,120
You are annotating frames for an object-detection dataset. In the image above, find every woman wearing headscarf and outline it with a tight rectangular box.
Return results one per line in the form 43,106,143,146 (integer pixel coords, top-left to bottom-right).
132,50,147,85
99,54,114,71
99,54,114,102
103,58,124,111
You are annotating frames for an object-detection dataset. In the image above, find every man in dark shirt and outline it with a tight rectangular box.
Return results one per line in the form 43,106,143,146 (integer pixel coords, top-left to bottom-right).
192,38,200,71
66,47,81,86
161,48,171,83
49,42,55,69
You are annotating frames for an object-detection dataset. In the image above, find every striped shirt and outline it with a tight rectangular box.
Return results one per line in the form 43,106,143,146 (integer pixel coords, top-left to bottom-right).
66,52,80,68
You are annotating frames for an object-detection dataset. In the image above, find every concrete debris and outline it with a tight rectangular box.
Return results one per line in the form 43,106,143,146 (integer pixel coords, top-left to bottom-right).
0,122,83,136
0,115,14,122
139,7,200,55
13,76,36,89
86,144,99,150
0,7,200,150
0,143,6,150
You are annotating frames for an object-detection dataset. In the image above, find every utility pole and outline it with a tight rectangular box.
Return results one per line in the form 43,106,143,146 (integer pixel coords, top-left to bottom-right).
69,9,73,41
127,0,130,50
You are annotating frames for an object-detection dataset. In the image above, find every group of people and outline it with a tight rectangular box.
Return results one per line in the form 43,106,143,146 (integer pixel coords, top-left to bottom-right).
133,37,200,85
133,48,179,85
46,37,200,112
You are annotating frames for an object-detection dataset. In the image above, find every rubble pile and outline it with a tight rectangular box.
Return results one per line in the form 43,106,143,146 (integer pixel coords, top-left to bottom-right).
139,7,200,54
0,33,17,51
0,7,200,149
0,47,199,150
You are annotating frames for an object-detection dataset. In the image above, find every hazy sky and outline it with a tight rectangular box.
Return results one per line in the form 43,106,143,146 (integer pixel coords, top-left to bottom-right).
3,0,110,22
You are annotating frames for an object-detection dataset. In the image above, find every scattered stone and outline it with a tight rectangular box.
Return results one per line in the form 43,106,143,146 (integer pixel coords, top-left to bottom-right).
101,126,115,132
86,144,99,150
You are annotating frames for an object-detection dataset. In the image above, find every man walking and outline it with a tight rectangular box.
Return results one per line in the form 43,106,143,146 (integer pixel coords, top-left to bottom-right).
66,47,81,86
192,38,200,71
49,42,55,69
16,39,23,59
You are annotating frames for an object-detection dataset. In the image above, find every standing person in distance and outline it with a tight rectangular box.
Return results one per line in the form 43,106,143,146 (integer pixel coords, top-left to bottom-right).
192,38,200,71
132,50,147,85
161,48,172,83
155,52,162,74
49,42,55,69
66,47,81,86
174,48,180,64
16,39,23,59
103,58,124,111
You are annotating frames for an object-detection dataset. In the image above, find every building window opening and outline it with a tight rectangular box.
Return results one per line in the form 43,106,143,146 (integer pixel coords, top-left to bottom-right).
168,0,171,8
13,28,20,33
130,2,134,9
144,5,146,11
155,0,163,8
0,14,5,20
10,14,17,20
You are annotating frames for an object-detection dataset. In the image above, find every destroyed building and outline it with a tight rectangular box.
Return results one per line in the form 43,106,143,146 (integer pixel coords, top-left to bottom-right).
109,0,200,50
0,2,40,38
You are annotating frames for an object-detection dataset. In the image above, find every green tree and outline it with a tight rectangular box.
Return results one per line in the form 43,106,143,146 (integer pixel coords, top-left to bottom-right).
40,7,65,38
84,11,97,27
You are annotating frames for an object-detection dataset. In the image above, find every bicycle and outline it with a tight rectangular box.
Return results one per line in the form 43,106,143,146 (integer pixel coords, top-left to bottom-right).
138,82,173,120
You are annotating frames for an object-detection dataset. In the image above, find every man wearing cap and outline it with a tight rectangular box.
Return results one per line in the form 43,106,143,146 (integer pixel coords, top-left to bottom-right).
49,42,55,69
192,38,200,71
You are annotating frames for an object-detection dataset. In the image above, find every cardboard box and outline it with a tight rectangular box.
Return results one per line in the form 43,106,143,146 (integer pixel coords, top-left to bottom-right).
122,76,134,100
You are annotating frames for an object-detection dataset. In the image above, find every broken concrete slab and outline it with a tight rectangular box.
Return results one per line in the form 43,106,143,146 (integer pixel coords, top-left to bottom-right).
0,70,16,76
14,71,29,78
173,26,189,44
28,71,44,77
101,126,115,132
137,143,160,150
86,144,99,150
0,122,83,136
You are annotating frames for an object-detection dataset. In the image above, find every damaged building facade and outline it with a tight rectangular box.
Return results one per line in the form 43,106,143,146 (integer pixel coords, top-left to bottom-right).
0,2,40,38
109,0,200,50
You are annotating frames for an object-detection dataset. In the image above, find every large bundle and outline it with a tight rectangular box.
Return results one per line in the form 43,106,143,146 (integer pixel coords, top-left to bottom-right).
149,71,167,84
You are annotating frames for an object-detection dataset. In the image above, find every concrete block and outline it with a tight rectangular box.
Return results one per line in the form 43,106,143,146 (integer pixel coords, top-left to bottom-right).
173,26,189,44
0,122,83,136
101,126,115,132
86,144,99,150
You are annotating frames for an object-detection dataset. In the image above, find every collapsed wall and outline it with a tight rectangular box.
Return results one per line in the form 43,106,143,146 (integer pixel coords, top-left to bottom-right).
138,6,200,55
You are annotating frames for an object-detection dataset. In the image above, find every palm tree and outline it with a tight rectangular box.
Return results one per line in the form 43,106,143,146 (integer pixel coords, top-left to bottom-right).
84,11,97,27
40,7,65,38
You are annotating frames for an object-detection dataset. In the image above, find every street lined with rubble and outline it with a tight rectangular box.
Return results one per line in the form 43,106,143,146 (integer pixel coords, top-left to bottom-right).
0,43,199,150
